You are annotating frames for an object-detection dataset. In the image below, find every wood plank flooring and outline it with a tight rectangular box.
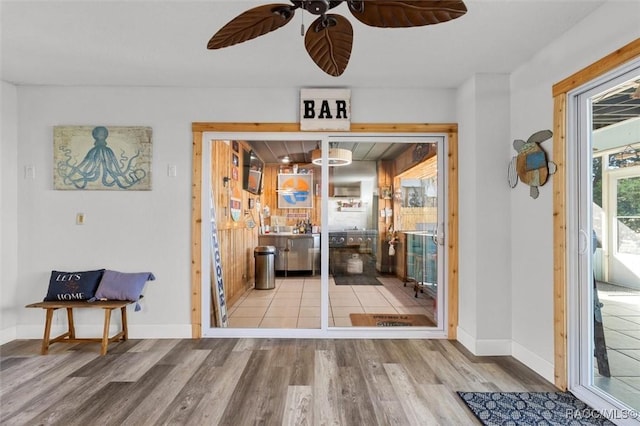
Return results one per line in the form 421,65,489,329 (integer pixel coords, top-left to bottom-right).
0,338,556,425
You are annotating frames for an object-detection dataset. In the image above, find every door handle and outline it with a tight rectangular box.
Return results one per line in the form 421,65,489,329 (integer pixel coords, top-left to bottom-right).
434,222,445,246
578,229,588,255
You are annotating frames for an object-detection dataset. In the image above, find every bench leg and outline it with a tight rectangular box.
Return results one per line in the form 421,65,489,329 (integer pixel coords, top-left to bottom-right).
101,308,113,356
41,308,54,355
121,306,128,341
66,307,76,339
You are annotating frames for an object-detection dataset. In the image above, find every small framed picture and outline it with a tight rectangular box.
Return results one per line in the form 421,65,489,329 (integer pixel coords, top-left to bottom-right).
380,186,392,200
232,140,239,152
232,154,239,167
232,166,239,181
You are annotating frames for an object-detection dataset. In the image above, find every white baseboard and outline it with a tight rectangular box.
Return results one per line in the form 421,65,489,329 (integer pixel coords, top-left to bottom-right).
15,324,192,340
0,327,17,345
512,340,555,383
476,339,512,355
456,326,511,355
457,328,553,383
456,326,477,353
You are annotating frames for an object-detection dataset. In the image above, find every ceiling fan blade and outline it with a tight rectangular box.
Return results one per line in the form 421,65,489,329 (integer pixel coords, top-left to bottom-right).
207,4,296,49
304,14,353,77
347,0,467,28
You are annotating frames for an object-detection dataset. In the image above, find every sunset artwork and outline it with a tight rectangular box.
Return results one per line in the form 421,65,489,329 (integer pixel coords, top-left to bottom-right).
277,174,313,209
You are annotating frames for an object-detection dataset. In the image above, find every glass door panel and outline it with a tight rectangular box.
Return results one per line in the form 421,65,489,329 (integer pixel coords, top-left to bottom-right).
209,138,323,329
325,138,445,328
203,134,448,333
587,74,640,412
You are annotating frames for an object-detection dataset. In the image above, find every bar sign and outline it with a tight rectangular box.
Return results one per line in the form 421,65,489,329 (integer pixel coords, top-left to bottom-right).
300,88,351,131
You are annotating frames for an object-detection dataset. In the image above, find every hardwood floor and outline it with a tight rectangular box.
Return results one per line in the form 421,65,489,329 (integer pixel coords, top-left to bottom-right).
0,338,556,425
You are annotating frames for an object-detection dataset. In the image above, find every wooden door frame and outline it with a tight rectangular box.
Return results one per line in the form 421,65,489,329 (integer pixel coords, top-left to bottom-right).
191,123,459,338
552,38,640,390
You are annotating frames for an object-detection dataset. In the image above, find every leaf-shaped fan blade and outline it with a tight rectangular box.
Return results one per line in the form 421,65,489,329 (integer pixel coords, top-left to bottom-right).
304,14,353,77
207,4,296,49
348,0,467,28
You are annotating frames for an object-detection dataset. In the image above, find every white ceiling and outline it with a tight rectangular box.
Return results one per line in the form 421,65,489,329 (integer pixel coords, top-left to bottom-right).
0,0,608,89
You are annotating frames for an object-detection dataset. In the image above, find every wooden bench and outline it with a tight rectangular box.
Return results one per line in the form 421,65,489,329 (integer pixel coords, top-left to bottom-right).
25,300,134,356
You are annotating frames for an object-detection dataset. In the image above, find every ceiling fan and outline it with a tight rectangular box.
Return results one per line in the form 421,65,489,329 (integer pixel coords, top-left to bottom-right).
207,1,467,77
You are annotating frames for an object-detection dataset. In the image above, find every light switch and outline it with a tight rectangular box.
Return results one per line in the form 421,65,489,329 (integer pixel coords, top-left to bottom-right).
167,164,177,177
76,213,85,225
24,165,36,179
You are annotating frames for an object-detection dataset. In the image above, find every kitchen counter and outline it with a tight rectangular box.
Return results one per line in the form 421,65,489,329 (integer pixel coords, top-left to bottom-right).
260,232,319,237
258,234,320,274
402,230,435,236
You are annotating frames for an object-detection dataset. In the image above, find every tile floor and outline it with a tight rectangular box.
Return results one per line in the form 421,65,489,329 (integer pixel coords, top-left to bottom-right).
595,282,640,410
227,275,435,328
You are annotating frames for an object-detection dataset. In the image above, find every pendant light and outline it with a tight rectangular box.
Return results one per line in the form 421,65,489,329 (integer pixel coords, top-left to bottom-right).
311,144,352,166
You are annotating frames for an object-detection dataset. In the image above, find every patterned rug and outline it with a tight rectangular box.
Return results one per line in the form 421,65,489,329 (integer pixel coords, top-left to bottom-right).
349,313,435,327
333,274,382,285
457,392,615,425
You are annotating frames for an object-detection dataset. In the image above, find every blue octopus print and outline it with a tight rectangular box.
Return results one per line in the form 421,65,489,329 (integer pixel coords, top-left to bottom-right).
55,126,151,190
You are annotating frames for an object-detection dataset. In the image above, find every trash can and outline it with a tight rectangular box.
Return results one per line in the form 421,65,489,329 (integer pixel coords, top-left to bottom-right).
254,245,276,290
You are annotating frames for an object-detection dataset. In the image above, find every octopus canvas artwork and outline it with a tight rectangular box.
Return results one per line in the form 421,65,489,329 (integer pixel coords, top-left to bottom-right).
54,126,152,190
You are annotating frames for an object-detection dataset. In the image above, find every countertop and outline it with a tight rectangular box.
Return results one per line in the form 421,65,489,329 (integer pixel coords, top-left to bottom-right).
401,231,436,236
259,233,320,238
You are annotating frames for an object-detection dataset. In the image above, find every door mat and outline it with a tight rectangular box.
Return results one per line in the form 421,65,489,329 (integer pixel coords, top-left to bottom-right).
457,392,615,425
333,274,382,286
349,313,436,327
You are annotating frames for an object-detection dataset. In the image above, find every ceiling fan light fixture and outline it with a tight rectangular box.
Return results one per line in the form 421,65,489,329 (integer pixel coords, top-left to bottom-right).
303,0,330,15
207,1,467,77
311,147,352,166
279,155,291,163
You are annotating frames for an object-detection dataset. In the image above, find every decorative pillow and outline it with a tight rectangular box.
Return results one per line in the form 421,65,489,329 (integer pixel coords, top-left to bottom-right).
44,269,105,301
93,270,155,304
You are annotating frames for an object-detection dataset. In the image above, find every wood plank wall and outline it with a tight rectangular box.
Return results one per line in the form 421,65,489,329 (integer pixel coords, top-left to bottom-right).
377,160,395,274
211,141,259,309
390,151,438,279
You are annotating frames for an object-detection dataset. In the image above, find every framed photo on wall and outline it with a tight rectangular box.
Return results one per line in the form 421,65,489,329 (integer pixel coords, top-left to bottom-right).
380,186,392,200
278,174,313,209
232,140,239,152
232,153,239,167
53,125,152,190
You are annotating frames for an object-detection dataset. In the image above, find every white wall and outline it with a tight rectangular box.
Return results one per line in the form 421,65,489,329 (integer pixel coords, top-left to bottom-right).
455,73,512,355
11,86,455,340
509,1,640,380
1,81,19,343
456,76,478,343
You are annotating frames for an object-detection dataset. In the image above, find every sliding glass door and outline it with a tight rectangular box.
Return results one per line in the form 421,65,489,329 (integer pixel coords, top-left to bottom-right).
199,132,450,337
568,62,640,417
